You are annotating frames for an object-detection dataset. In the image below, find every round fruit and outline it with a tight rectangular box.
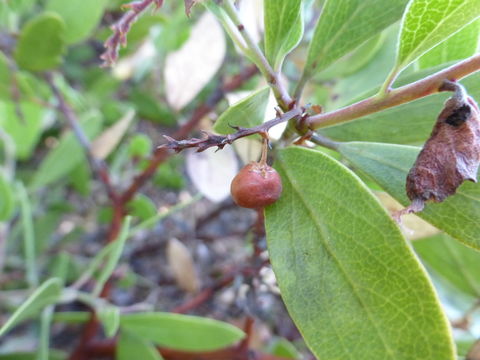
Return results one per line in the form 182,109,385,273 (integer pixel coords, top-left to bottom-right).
230,162,282,209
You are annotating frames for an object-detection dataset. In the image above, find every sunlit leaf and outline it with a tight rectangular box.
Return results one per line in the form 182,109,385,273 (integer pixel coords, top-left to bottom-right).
265,147,455,360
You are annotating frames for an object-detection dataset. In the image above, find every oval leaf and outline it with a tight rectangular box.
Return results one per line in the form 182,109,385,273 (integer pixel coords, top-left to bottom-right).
120,312,245,351
118,331,164,360
46,0,108,44
265,147,455,360
264,0,303,70
213,87,270,135
14,12,66,71
303,0,408,77
395,0,480,72
0,278,62,338
338,142,480,249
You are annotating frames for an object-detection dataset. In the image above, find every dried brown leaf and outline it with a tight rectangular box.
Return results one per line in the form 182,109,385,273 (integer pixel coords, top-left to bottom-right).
404,84,480,214
166,238,201,293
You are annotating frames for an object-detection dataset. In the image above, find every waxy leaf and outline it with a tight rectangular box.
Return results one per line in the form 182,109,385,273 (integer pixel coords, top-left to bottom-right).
264,0,303,69
338,142,480,249
414,234,480,298
418,19,480,69
265,147,454,360
394,0,480,72
46,0,108,44
121,312,244,351
0,278,62,338
213,87,270,134
14,12,65,71
303,0,408,77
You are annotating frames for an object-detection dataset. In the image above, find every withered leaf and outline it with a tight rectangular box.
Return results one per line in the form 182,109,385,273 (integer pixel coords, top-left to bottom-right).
404,84,480,215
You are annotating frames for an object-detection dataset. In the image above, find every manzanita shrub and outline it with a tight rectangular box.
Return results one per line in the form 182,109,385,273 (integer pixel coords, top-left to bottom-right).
2,0,480,359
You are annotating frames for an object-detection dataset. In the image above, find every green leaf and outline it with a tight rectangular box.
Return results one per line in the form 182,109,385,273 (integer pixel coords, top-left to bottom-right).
264,0,303,70
394,0,480,72
92,217,131,296
418,19,480,69
322,71,480,144
14,12,65,71
264,147,455,360
268,338,300,359
0,172,15,221
30,111,102,190
53,311,90,324
303,0,408,77
316,33,385,81
0,278,62,338
117,331,164,360
338,142,480,249
0,351,66,360
0,101,45,159
127,194,157,221
46,0,108,44
413,234,480,297
120,312,245,351
213,87,270,135
98,305,120,338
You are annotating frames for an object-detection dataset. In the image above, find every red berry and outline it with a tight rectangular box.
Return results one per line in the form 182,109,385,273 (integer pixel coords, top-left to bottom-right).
230,162,282,209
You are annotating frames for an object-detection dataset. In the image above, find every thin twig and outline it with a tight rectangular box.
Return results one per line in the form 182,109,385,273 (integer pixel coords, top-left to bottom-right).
307,53,480,129
120,65,258,204
161,108,302,153
45,73,119,203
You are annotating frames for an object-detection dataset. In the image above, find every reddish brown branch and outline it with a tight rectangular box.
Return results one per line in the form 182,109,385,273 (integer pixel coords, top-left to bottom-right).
162,107,302,153
120,65,258,203
100,0,164,67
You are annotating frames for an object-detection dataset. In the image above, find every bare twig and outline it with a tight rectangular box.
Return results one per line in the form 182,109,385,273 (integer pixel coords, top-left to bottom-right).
162,108,302,153
120,65,258,203
45,74,119,203
307,53,480,129
100,0,164,67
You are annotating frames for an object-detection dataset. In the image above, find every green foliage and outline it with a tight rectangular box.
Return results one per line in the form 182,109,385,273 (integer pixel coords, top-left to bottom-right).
0,278,62,338
3,1,480,359
414,234,480,298
0,173,15,221
0,101,45,159
264,0,303,70
45,0,108,44
338,142,480,249
394,0,480,72
14,12,66,71
265,147,455,360
117,331,165,360
418,19,480,69
120,313,245,351
213,87,270,134
303,0,408,78
30,111,102,190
